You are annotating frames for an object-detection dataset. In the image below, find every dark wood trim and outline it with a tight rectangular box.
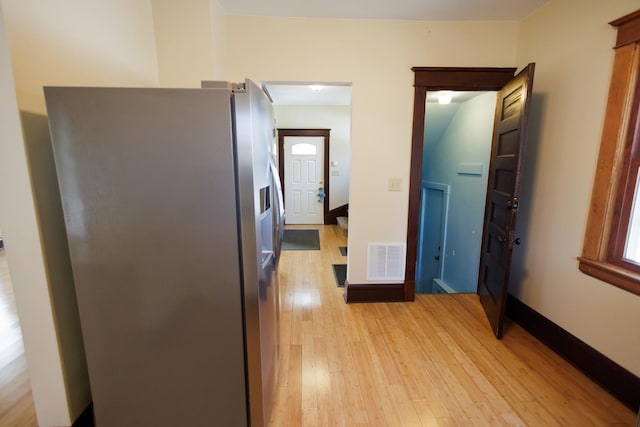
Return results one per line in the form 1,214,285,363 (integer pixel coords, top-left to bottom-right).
405,86,427,291
277,129,331,224
405,68,517,301
610,9,640,48
411,67,517,90
404,280,415,302
506,294,640,412
326,203,349,225
72,404,94,427
343,282,406,303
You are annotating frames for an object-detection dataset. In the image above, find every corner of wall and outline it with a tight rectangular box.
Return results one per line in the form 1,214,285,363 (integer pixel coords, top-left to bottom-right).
0,4,75,425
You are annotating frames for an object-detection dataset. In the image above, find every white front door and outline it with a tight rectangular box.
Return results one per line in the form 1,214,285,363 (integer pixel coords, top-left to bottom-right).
284,136,324,224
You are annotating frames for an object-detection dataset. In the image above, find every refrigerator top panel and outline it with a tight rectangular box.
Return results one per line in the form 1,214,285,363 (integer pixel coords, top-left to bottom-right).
45,87,249,427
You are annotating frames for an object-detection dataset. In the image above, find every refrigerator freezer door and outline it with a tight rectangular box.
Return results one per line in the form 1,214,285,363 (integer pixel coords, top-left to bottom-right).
232,80,279,427
45,87,249,427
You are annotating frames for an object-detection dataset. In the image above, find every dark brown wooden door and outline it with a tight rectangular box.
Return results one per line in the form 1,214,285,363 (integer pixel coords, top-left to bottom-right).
478,63,535,338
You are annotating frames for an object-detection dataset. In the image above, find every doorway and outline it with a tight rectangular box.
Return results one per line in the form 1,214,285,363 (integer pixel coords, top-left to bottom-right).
404,67,517,300
282,134,326,224
415,183,448,293
406,65,536,339
415,91,496,294
278,129,330,224
263,82,352,227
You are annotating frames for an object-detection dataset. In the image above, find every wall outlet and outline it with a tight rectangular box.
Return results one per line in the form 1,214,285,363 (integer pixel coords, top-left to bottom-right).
388,178,401,192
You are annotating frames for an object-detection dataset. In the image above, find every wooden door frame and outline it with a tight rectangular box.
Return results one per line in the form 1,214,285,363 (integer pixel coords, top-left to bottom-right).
403,67,517,301
278,128,331,224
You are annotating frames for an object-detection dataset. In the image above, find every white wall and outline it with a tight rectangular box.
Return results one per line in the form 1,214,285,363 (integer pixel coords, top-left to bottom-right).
274,105,351,210
513,0,640,376
224,16,519,283
0,1,160,425
152,0,215,87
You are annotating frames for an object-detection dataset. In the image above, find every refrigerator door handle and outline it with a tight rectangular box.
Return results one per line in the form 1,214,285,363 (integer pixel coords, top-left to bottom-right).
270,158,285,263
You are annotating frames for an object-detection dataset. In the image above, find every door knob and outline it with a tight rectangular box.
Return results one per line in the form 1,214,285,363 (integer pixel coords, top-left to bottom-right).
497,235,506,244
514,238,521,245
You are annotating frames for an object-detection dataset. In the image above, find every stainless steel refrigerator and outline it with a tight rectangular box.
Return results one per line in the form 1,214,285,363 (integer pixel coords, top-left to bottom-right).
44,79,284,427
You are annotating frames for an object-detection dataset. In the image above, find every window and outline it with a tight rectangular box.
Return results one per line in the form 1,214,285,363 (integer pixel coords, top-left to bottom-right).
579,9,640,295
291,143,317,156
624,172,640,263
608,87,640,270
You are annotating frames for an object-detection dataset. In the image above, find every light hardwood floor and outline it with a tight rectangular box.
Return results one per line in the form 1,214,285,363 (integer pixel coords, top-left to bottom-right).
0,227,635,426
0,249,37,426
270,225,636,426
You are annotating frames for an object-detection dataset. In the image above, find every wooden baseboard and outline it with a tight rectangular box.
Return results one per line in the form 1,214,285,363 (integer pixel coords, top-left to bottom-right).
506,294,640,412
72,404,94,427
344,282,406,303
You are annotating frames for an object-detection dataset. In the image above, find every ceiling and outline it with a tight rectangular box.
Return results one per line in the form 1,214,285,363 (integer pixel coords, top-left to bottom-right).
218,0,550,21
263,83,352,106
426,91,487,104
424,91,494,147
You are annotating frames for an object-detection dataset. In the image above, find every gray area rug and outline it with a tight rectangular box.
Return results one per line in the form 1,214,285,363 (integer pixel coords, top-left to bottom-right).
282,229,320,250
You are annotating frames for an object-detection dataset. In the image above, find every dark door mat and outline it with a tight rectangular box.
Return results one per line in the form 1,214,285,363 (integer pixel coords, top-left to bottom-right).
282,229,320,250
339,246,347,256
332,264,347,287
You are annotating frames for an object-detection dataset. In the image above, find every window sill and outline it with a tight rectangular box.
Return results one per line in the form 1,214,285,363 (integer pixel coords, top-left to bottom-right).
578,257,640,296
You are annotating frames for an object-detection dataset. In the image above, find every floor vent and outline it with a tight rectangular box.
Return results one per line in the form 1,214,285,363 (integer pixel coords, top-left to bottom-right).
367,243,406,281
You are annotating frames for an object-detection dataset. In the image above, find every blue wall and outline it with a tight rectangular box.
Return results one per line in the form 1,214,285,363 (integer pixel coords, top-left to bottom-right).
421,92,496,292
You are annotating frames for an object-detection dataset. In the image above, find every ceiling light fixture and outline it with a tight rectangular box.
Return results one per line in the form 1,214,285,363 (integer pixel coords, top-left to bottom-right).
310,85,324,92
438,91,453,105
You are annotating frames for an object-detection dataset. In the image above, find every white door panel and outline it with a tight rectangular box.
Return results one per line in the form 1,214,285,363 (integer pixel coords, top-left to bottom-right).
284,136,324,224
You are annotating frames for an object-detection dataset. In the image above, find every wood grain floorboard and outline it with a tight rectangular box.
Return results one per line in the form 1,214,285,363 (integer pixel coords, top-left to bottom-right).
0,227,636,426
269,225,637,426
0,249,37,427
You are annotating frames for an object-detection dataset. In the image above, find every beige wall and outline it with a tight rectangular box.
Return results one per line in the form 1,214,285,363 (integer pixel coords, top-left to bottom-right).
224,16,519,283
2,0,159,114
274,105,352,210
513,0,640,376
0,5,71,426
152,0,216,87
210,0,226,79
0,0,159,425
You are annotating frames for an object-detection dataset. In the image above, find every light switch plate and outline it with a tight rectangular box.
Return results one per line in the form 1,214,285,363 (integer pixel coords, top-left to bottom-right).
388,178,401,192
